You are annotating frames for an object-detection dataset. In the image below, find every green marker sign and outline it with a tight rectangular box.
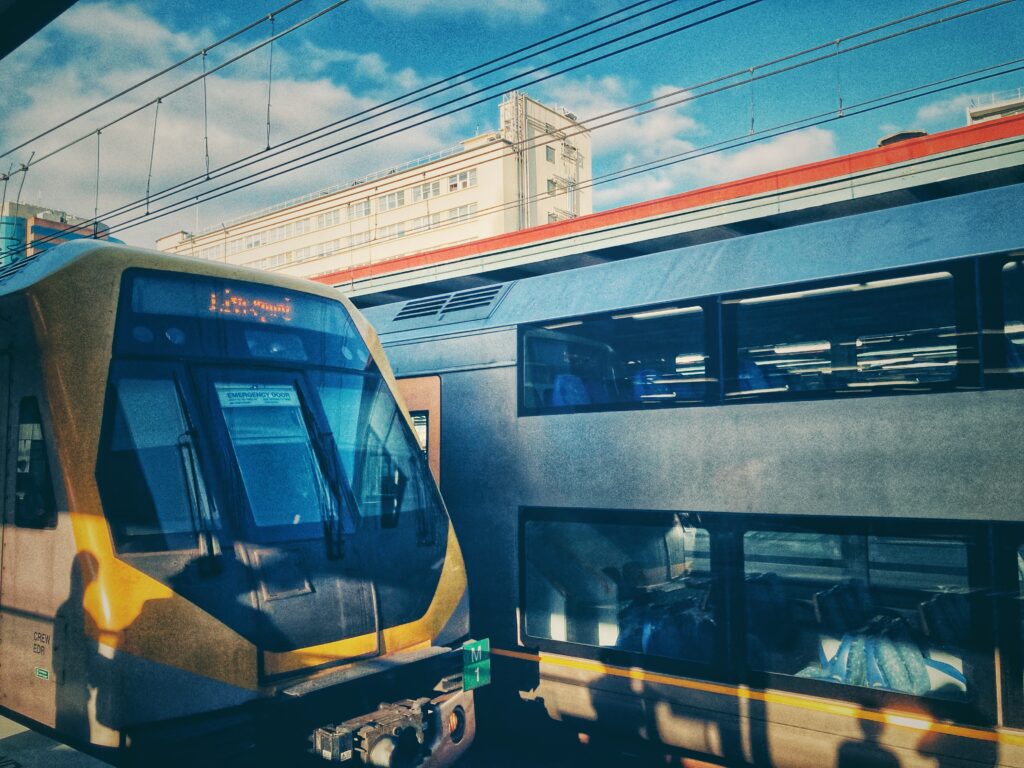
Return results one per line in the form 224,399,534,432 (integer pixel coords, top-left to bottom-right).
462,638,491,691
34,668,49,681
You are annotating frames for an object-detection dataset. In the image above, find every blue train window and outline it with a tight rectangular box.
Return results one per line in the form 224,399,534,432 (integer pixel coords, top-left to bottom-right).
1003,261,1024,377
521,305,706,412
729,272,957,398
743,529,975,701
14,397,56,529
524,515,716,665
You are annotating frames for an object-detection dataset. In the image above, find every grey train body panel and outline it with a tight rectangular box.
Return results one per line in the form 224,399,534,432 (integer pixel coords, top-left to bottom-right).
366,181,1024,768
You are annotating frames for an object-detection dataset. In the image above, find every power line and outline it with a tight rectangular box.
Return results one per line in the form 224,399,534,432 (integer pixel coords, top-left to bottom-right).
75,0,738,233
109,0,1010,245
14,0,354,172
4,0,1016,259
0,0,309,162
99,0,1002,242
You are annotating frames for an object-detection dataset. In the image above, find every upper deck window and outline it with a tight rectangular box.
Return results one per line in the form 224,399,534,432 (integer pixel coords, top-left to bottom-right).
728,272,957,398
1003,260,1024,377
521,305,706,413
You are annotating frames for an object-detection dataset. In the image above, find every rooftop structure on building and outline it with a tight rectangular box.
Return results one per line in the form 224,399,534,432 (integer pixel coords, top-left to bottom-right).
967,88,1024,123
0,201,114,269
156,92,592,279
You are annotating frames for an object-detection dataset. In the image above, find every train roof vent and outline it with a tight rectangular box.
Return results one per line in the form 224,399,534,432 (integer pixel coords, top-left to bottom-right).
392,283,510,329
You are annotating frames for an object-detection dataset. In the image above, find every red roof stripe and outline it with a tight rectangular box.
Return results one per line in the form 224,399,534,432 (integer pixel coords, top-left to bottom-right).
315,113,1024,287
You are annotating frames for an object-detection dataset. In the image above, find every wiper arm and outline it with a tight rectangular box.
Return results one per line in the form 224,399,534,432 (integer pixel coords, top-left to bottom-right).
173,378,222,573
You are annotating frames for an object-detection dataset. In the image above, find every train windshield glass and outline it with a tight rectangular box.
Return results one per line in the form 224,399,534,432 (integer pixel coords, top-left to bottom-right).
213,382,353,533
100,374,221,552
315,371,437,529
103,270,442,551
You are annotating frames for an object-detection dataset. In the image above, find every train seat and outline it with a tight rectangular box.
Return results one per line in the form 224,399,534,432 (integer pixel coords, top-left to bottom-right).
814,579,874,634
550,374,591,406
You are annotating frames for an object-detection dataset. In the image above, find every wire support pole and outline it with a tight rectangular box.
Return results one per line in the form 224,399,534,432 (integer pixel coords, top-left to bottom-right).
14,151,33,209
266,14,276,151
94,131,101,238
202,51,211,180
0,0,309,162
146,99,162,215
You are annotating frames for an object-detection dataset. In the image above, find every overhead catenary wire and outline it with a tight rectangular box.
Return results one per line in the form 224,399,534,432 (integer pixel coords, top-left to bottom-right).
97,0,1012,247
5,0,1017,258
0,0,309,162
14,0,355,172
57,0,734,231
79,0,1002,243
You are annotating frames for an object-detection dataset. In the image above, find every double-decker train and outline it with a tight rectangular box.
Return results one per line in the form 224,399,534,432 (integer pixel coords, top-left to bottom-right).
0,241,481,766
366,176,1024,767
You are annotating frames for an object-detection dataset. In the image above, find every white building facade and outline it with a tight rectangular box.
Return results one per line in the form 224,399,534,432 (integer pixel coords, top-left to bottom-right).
156,92,591,281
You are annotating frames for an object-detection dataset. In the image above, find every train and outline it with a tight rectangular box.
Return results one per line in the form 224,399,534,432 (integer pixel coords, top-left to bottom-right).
365,178,1024,767
0,240,484,766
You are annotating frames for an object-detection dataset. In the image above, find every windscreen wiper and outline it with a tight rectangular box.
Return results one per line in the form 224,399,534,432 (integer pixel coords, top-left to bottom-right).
297,396,358,560
174,382,222,572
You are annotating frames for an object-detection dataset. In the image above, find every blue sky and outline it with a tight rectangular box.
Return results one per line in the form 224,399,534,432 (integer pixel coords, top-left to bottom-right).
0,0,1021,247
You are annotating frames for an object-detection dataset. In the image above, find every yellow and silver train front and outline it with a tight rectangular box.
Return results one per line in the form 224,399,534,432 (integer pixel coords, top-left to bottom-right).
25,245,482,766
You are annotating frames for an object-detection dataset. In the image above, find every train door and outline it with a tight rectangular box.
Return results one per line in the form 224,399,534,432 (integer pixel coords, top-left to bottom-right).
0,345,8,598
396,376,441,487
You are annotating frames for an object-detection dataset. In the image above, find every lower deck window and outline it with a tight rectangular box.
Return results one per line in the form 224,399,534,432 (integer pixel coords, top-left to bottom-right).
744,530,974,700
1004,260,1023,376
524,515,714,664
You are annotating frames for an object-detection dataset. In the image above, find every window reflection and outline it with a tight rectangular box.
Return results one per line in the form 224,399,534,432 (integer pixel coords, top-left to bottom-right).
215,382,334,531
525,517,715,664
522,306,706,411
730,272,957,397
744,529,972,700
317,373,439,543
102,377,218,551
1003,261,1024,376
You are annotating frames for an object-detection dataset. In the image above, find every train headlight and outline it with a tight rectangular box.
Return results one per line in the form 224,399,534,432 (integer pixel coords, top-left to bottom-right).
447,706,466,744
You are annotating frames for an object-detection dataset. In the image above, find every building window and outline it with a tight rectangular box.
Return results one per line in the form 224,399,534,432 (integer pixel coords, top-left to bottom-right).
349,200,371,220
316,209,342,229
412,180,441,202
547,213,559,224
547,179,557,196
446,204,476,224
744,527,974,701
197,244,223,261
377,191,405,212
546,145,555,163
448,169,477,192
226,239,245,256
350,231,370,247
378,223,406,240
410,213,441,233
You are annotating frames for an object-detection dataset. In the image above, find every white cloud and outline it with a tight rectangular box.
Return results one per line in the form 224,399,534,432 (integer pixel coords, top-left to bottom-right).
299,42,423,90
914,93,980,125
595,127,837,209
368,0,547,22
0,1,469,248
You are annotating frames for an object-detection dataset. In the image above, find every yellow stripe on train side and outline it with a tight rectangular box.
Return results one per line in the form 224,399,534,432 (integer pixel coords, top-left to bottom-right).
491,647,1024,747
